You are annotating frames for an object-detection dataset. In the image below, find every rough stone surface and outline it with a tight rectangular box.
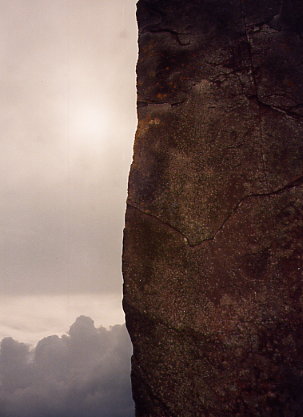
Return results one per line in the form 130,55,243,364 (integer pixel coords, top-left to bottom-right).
123,0,303,416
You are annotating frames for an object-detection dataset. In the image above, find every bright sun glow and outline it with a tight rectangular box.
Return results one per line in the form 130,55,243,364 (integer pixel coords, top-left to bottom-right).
70,104,112,145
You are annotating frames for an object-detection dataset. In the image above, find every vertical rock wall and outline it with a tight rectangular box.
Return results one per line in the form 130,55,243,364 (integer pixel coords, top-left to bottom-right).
123,0,303,415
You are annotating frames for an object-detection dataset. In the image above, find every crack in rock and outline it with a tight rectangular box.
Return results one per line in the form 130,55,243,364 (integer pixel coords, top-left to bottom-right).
241,1,271,192
248,95,303,119
137,99,187,108
127,175,303,248
127,201,189,243
141,27,191,46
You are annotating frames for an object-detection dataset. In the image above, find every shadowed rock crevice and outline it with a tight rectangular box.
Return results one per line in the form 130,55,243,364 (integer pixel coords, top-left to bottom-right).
123,0,303,415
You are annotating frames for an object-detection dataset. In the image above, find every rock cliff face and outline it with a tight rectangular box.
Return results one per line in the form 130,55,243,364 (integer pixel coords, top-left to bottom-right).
123,1,303,416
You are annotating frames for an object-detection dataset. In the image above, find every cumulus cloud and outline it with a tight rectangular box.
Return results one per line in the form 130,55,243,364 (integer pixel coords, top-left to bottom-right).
0,316,134,417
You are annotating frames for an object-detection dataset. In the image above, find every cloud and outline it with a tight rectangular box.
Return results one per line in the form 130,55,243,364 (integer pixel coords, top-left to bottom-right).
0,316,134,417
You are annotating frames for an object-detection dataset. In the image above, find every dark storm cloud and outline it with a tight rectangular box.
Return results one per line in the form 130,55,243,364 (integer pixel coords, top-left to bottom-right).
0,316,134,417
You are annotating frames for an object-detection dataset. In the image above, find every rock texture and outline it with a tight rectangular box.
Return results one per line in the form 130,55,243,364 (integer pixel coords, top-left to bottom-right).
123,0,303,416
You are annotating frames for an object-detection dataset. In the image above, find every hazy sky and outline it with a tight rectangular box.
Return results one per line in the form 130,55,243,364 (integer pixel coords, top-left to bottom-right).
0,0,138,343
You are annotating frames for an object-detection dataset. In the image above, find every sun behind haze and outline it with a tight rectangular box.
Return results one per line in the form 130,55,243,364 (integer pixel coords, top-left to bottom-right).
0,0,138,344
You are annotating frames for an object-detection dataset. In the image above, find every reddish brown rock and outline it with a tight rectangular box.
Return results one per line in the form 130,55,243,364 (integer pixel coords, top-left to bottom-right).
123,0,303,416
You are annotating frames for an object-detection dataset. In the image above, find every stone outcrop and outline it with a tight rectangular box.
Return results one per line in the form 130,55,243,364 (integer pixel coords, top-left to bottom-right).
123,0,303,415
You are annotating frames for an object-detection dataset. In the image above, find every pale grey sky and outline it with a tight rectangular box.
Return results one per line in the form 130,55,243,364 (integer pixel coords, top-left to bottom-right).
0,0,137,343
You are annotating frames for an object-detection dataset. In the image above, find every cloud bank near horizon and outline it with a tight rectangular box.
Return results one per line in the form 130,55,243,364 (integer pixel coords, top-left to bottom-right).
0,316,134,417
